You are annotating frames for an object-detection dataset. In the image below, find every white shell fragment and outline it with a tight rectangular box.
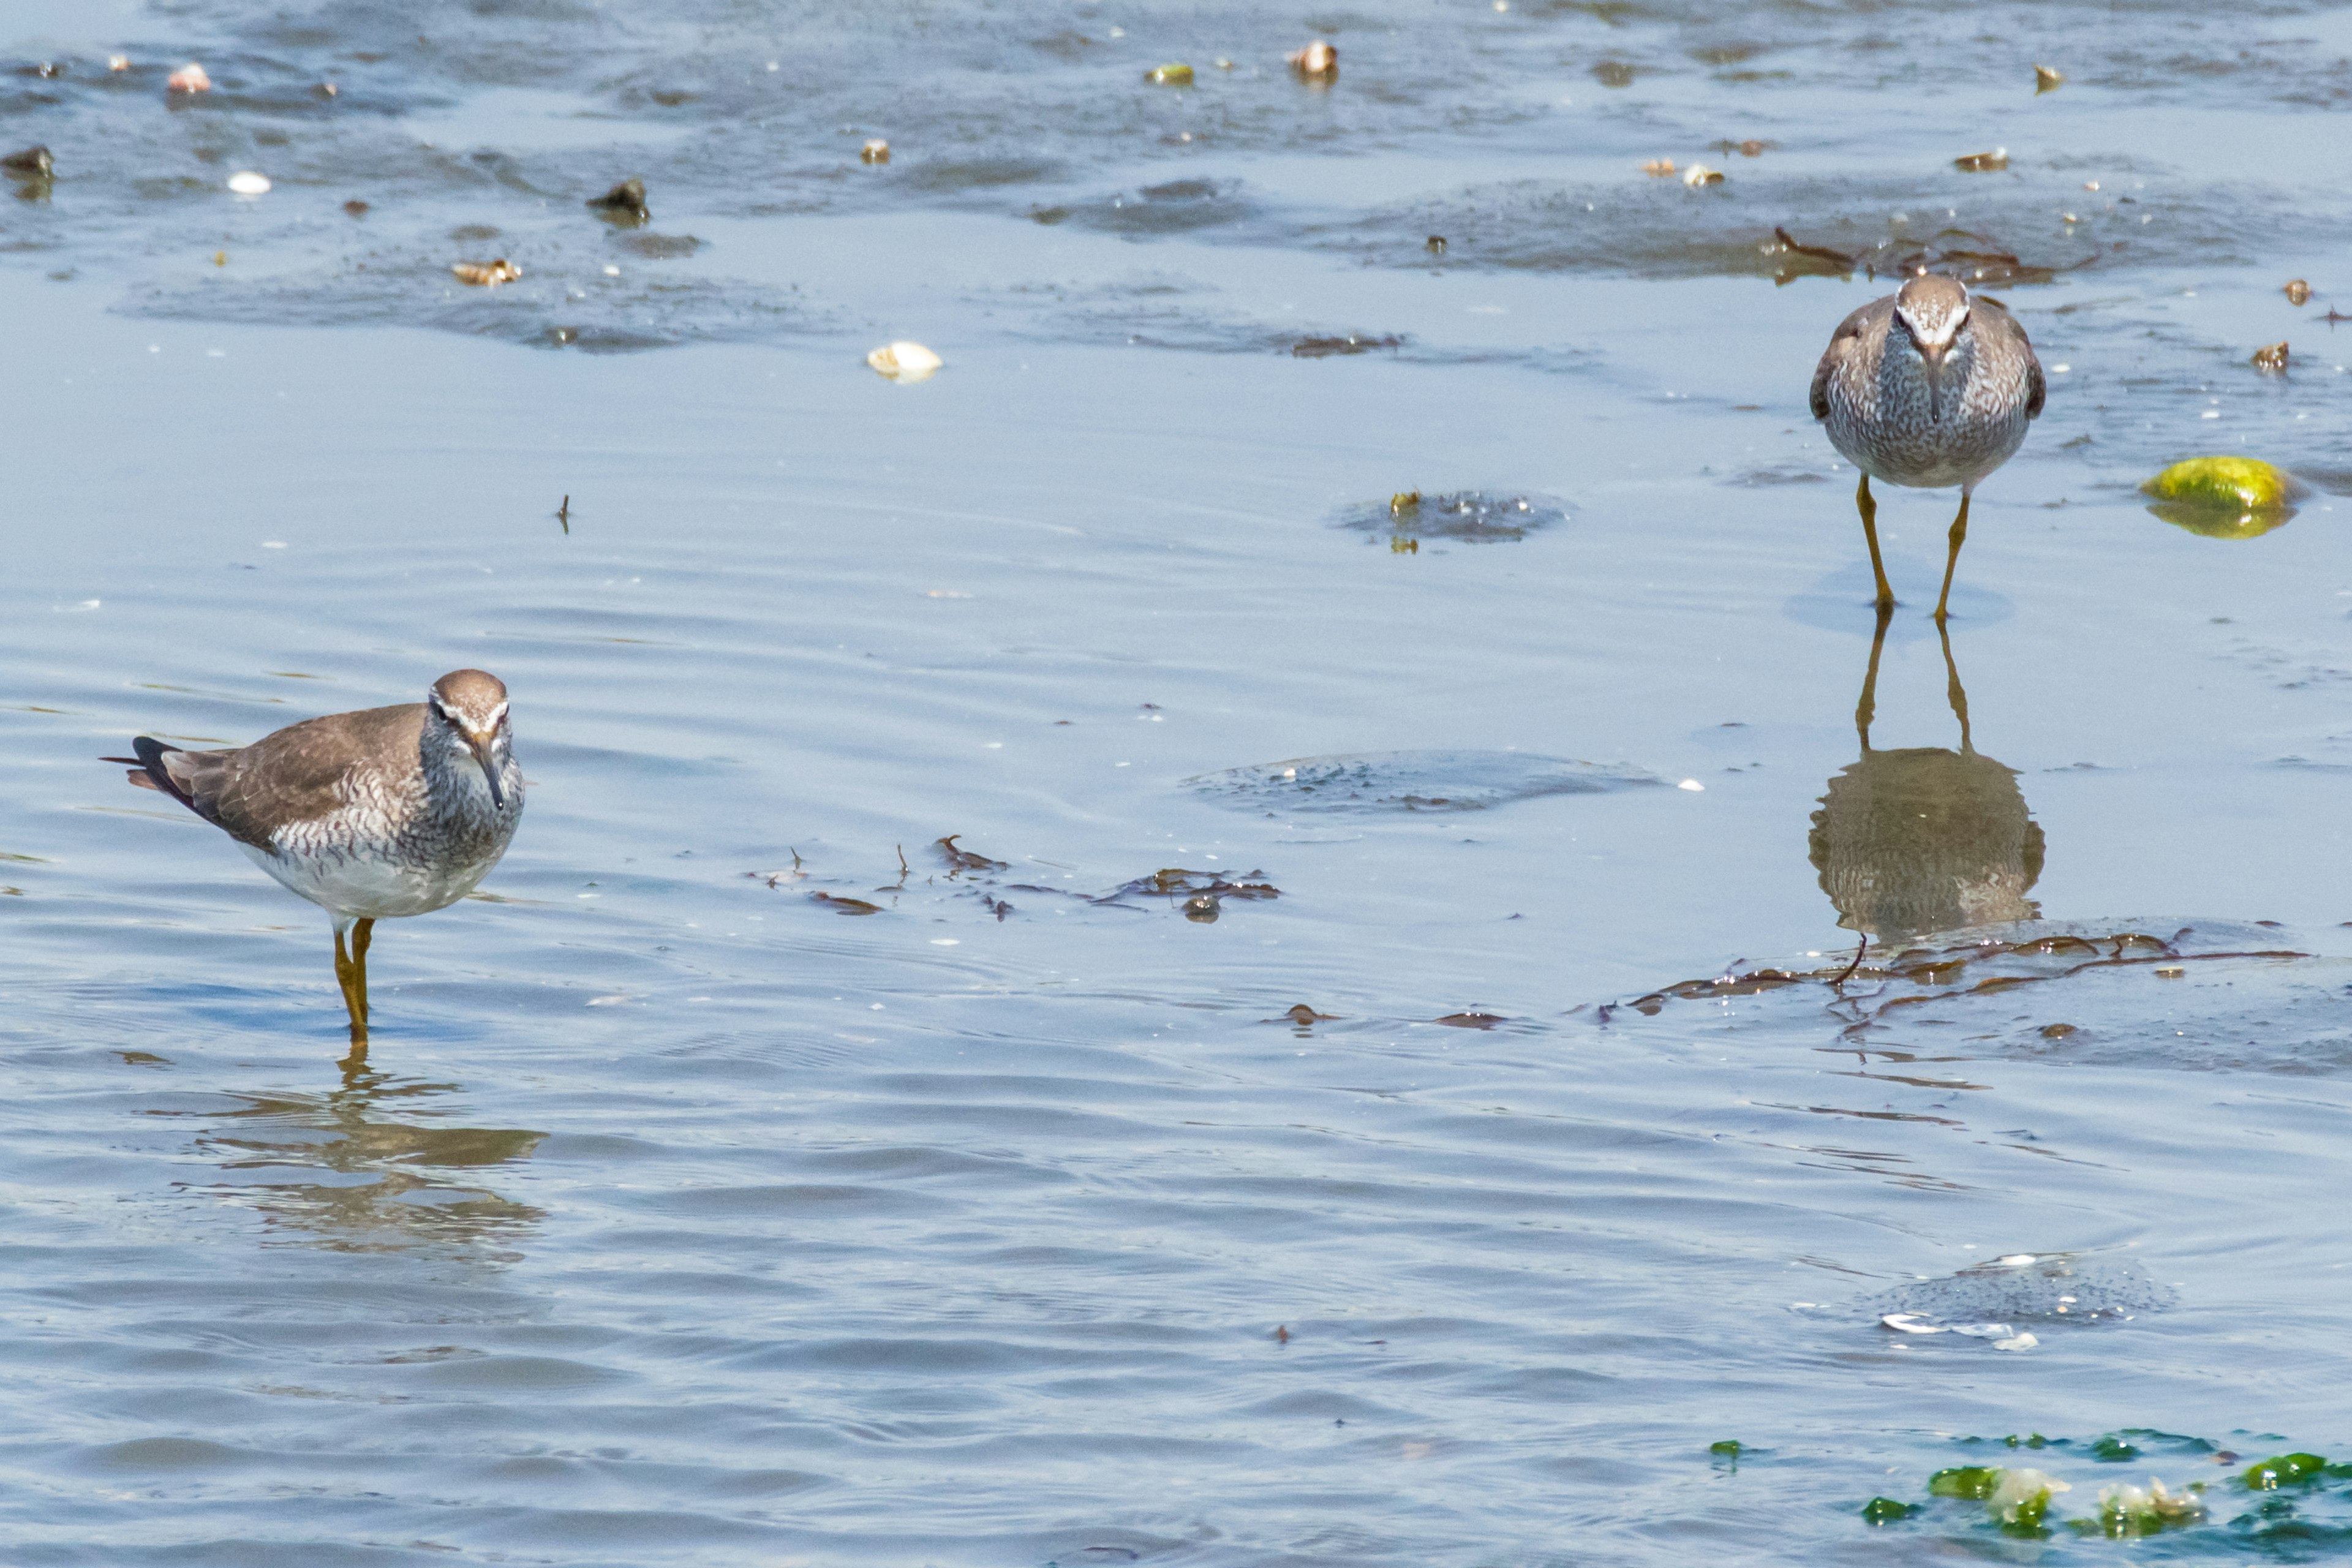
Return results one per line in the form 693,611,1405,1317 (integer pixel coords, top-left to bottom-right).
867,341,943,382
1880,1313,1942,1333
1992,1332,2039,1351
1681,164,1724,187
227,170,271,195
167,62,211,93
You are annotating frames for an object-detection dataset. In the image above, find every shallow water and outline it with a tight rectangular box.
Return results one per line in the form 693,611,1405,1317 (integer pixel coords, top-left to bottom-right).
7,1,2352,1562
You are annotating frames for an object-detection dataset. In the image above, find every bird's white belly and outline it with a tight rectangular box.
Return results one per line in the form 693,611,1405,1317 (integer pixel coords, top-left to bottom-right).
237,840,492,919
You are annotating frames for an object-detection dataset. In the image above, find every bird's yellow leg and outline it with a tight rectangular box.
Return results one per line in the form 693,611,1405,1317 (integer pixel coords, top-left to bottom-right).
351,918,374,1025
333,919,369,1044
1856,473,1895,611
1934,491,1972,624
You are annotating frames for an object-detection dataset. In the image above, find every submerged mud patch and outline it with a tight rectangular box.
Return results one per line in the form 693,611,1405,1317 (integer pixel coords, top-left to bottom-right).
1867,1252,2177,1328
1335,490,1567,543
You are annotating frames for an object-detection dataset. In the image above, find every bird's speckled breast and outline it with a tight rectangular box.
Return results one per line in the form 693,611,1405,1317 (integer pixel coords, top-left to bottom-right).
1825,335,2034,491
252,748,524,919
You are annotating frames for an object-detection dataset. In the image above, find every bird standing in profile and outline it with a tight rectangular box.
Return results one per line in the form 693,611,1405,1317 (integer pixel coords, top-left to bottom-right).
104,669,524,1044
1811,274,2045,619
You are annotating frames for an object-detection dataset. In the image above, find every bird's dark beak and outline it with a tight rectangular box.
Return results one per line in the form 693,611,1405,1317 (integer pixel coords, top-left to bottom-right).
466,732,505,809
1921,341,1949,421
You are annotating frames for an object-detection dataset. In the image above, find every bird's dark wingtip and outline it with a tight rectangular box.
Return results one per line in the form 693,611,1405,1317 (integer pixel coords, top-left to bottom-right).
111,737,197,809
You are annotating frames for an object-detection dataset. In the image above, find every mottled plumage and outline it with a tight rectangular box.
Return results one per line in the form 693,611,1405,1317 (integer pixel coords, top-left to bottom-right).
105,669,523,1042
1810,275,2045,617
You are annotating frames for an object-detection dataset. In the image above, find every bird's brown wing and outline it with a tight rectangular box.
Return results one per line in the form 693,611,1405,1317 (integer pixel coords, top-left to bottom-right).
1810,298,1887,422
1973,295,2045,419
140,703,424,850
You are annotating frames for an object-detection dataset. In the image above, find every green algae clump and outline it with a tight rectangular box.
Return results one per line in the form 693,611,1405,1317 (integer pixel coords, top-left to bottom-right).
1929,1465,2003,1499
2141,456,2305,538
1861,1496,1921,1525
2072,1477,2204,1537
1990,1468,2070,1531
1145,62,1194,85
1708,1439,1742,1457
2242,1452,2329,1490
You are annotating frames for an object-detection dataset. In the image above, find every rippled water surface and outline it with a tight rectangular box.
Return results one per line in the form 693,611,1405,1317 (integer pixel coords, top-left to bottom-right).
9,1,2352,1562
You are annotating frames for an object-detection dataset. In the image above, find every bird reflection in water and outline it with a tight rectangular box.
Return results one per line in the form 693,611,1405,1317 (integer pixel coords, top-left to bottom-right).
179,1044,544,1253
1810,606,2043,953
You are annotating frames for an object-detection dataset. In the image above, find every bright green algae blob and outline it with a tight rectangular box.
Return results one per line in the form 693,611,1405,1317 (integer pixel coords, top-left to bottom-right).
1708,1439,1741,1457
1929,1466,2003,1499
2242,1452,2329,1490
1861,1497,1921,1525
2141,456,2305,538
1145,62,1194,85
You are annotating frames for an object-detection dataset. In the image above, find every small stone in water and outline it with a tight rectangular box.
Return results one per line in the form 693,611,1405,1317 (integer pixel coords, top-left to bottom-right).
2285,278,2311,305
867,341,943,382
1425,235,1446,254
226,171,271,195
342,199,369,216
166,62,211,93
451,258,521,287
586,178,649,221
2252,341,2288,372
1,146,51,177
2035,64,2065,91
861,138,889,164
1954,147,2010,172
1288,39,1337,79
1147,62,1194,85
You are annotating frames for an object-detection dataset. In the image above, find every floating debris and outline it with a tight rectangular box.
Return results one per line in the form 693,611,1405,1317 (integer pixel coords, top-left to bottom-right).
2252,340,2289,372
1763,226,1853,285
861,138,890,164
451,258,521,287
2285,277,2312,305
2081,1477,2204,1537
1190,750,1659,815
342,199,369,217
2034,64,2065,92
1954,148,2009,172
1287,39,1337,80
1990,1469,2070,1529
1146,62,1194,85
107,54,130,72
1640,157,1676,177
226,170,271,195
1593,60,1636,86
586,178,649,224
1434,1011,1506,1029
1182,892,1220,922
2,146,52,178
1425,235,1447,254
1107,867,1278,906
1681,164,1723,187
1338,489,1566,543
314,82,337,98
867,340,943,382
933,834,1006,873
808,891,883,915
166,62,211,93
1860,1498,1921,1525
2141,455,2304,538
1270,1003,1338,1025
1292,333,1401,358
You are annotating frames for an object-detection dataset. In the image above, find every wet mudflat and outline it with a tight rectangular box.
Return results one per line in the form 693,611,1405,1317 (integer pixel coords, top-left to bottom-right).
6,1,2352,1562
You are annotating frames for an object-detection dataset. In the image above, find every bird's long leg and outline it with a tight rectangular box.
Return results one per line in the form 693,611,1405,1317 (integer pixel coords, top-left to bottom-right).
1856,473,1896,611
1855,600,1894,752
333,916,369,1045
1937,615,1974,753
350,918,374,1025
1933,489,1972,624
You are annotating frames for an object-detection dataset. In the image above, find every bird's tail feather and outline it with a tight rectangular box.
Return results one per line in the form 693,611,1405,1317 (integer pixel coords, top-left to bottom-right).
102,737,197,809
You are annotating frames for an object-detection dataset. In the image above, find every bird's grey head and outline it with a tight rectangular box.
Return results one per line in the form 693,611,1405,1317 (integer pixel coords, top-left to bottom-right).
1894,274,1972,417
426,668,514,809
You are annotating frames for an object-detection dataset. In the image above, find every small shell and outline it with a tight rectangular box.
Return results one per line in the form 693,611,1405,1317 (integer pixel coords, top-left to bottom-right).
1954,147,2009,172
1681,163,1722,186
861,138,889,164
108,54,130,72
227,170,271,195
1146,62,1194,85
1640,157,1676,176
2252,341,2289,372
2034,64,2064,92
2285,278,2311,306
451,258,521,287
1287,39,1337,78
166,61,211,92
867,341,943,382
